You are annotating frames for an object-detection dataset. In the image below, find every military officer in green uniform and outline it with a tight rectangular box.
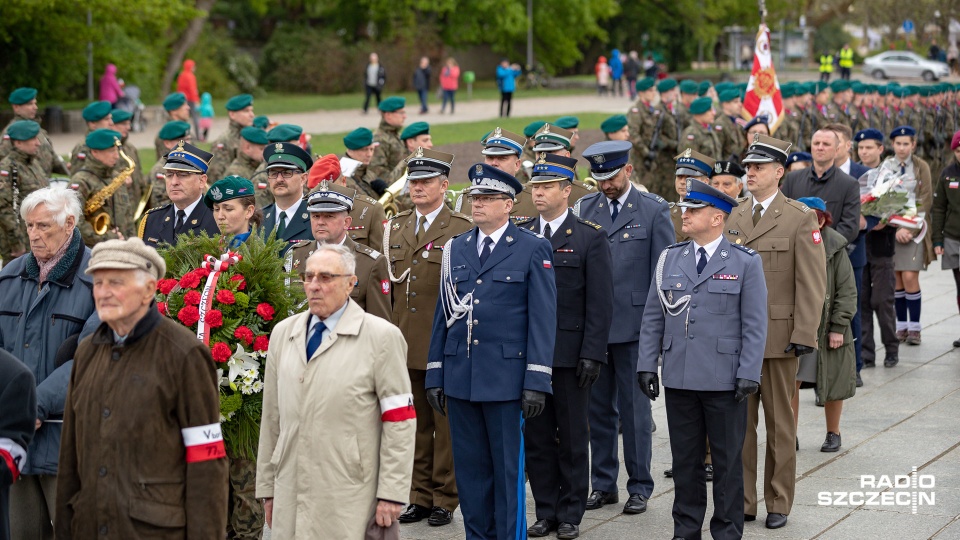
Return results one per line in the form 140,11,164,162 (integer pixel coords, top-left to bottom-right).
0,121,51,264
307,153,387,251
225,127,269,207
70,129,135,245
715,88,747,162
516,120,546,183
368,96,407,192
206,94,255,184
627,77,660,190
148,121,192,208
68,101,114,172
0,87,69,177
679,96,722,160
110,109,147,210
387,121,433,184
155,92,192,160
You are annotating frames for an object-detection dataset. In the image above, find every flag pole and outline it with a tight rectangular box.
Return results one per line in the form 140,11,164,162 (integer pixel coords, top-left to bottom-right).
758,0,767,27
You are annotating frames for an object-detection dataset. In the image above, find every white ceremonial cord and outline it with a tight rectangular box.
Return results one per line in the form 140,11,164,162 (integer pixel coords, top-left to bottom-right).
655,249,692,332
439,237,475,356
382,219,412,284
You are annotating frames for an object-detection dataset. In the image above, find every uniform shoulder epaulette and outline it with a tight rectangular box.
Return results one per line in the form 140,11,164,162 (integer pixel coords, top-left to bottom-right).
573,179,596,191
450,210,473,222
514,216,536,227
391,209,414,220
784,198,811,213
640,191,667,204
577,217,602,230
359,194,379,205
731,243,758,256
356,242,382,260
517,226,543,238
666,240,691,249
292,239,313,249
735,196,749,203
144,204,169,216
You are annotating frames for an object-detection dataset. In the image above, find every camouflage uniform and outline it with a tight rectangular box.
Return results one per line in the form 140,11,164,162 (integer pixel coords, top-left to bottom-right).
823,102,847,127
368,120,404,181
226,452,263,540
714,114,745,162
678,121,722,161
0,115,68,177
225,153,270,207
777,109,800,150
248,161,272,208
344,159,381,201
0,148,49,263
626,99,657,188
68,134,92,173
650,102,681,201
71,155,136,245
206,121,243,184
148,158,171,208
154,134,167,162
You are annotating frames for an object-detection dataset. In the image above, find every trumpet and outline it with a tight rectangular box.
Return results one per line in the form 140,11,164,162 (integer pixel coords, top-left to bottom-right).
85,142,135,236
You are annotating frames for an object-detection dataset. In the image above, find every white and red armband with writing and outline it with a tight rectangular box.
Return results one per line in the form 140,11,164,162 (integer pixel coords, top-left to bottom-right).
181,423,227,463
0,437,27,483
379,394,416,423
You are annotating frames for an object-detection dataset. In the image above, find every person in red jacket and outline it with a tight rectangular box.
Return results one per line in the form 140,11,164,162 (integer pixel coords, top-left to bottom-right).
439,57,460,114
177,59,201,139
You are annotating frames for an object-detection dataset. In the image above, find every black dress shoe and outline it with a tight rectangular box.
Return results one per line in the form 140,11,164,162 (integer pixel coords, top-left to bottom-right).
427,507,453,526
652,418,657,433
664,467,673,478
884,354,899,367
622,493,647,514
527,519,557,537
585,490,618,510
796,437,799,451
557,522,580,539
765,513,788,529
744,513,756,522
398,503,432,523
820,432,841,452
863,358,876,368
954,337,960,347
704,464,714,481
856,372,863,387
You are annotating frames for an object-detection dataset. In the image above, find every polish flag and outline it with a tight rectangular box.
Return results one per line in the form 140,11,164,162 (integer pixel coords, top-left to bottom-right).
743,24,784,134
380,394,416,423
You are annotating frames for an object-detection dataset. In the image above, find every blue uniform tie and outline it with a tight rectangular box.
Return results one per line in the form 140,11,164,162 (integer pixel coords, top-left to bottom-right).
306,320,326,360
479,236,493,265
610,199,620,222
696,247,707,275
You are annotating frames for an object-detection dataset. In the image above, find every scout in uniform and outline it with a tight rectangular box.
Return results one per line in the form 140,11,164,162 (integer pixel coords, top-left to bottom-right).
0,120,50,264
70,129,136,246
382,149,472,528
678,97,722,160
574,141,674,515
206,94,255,184
68,101,114,172
368,96,407,189
518,153,613,540
725,134,827,530
261,142,315,253
147,121,192,208
0,87,68,177
626,77,660,190
425,163,556,540
515,120,546,183
110,109,146,206
715,88,747,162
155,92,192,160
139,141,219,248
225,127,269,207
638,181,767,540
670,150,715,243
341,127,382,200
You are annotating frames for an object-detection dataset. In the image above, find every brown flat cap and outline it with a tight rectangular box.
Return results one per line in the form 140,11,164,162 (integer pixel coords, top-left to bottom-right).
85,237,166,280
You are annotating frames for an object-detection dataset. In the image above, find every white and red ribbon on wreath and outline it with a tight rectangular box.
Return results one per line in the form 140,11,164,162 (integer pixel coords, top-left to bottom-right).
197,252,242,345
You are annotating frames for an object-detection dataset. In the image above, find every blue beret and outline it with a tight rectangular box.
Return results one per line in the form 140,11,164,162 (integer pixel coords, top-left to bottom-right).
266,124,302,143
466,163,523,197
5,120,41,141
85,129,121,150
400,121,429,140
675,148,716,177
600,114,628,133
890,125,916,139
82,101,112,122
689,96,713,115
240,127,269,145
378,96,405,112
164,141,213,173
225,94,253,111
343,127,374,150
582,140,631,180
158,121,191,141
8,87,37,105
204,176,256,208
854,128,884,143
554,116,579,129
678,179,738,214
743,115,770,133
787,152,813,164
162,92,187,111
530,153,577,183
797,196,827,212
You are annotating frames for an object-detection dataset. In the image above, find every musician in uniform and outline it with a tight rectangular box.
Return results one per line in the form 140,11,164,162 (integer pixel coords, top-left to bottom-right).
368,96,408,193
206,94,255,184
638,180,767,540
261,143,315,254
139,142,218,248
110,109,146,207
0,87,68,177
224,127,268,207
670,149,716,243
70,129,135,246
518,154,613,539
0,121,50,264
68,101,114,172
147,121,192,208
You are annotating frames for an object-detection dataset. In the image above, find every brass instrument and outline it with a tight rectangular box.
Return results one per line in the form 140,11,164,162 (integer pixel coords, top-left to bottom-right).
582,177,598,189
378,169,408,218
133,182,154,223
84,141,135,235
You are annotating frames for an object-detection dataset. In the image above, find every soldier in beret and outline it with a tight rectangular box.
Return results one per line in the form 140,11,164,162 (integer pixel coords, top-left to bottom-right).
676,80,701,129
154,92,192,160
68,101,114,172
651,79,683,200
148,121,192,208
225,127,269,207
0,87,68,177
554,116,580,152
710,159,746,200
716,89,747,162
368,96,408,192
110,109,147,206
386,121,432,184
307,154,386,251
139,141,218,248
602,114,629,141
207,94,255,184
0,121,50,264
340,127,381,199
678,97,722,161
70,129,135,246
262,143,315,253
627,77,660,191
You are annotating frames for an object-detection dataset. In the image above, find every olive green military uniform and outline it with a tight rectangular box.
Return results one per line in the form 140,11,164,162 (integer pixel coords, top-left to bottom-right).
627,99,658,188
71,156,136,245
795,106,819,152
715,114,745,162
225,153,266,205
311,181,386,251
678,121,722,161
384,205,472,512
119,138,147,213
248,161,273,208
0,116,68,177
154,134,167,162
669,204,690,244
651,102,682,201
148,158,172,208
206,120,243,184
384,159,415,215
369,121,405,181
778,109,800,150
226,452,263,540
0,148,49,263
68,135,92,173
824,102,849,128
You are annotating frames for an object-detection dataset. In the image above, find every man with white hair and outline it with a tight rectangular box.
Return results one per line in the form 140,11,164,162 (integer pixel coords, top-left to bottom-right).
0,187,97,540
258,243,415,538
56,237,228,539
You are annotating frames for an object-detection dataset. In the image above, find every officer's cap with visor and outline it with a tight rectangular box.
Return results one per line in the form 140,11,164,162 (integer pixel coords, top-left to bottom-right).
741,134,792,166
581,140,631,180
676,179,739,214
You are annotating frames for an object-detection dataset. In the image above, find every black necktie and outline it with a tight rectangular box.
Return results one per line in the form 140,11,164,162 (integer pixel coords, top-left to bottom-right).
542,223,552,239
900,162,906,175
306,320,327,360
175,209,186,232
610,199,620,222
696,247,708,275
479,237,493,265
276,211,287,237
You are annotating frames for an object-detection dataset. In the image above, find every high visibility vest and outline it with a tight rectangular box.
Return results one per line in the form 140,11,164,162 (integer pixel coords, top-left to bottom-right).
820,55,834,73
839,48,854,68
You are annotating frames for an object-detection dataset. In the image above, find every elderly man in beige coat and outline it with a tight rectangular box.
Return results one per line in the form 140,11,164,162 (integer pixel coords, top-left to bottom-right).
257,243,415,538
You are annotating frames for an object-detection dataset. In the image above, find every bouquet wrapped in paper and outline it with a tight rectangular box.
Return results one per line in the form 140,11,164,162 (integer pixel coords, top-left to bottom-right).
859,165,924,229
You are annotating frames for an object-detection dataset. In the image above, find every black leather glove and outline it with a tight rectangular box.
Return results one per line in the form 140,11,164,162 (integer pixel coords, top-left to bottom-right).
645,150,658,161
425,387,446,416
637,371,660,401
576,358,601,388
371,178,388,196
734,378,760,403
521,390,546,419
784,343,815,357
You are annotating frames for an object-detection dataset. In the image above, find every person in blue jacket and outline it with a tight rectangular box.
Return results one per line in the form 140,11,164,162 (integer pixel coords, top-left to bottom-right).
496,59,523,118
610,49,624,97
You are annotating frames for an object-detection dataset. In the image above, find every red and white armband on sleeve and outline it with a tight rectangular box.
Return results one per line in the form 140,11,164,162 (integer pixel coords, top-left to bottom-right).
0,438,27,482
181,423,227,463
379,394,416,423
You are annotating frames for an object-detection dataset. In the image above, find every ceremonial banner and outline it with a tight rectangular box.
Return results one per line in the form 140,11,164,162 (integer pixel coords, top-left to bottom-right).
743,24,784,133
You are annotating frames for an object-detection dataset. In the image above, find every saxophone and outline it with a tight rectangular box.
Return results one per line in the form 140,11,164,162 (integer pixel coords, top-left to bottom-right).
85,141,135,236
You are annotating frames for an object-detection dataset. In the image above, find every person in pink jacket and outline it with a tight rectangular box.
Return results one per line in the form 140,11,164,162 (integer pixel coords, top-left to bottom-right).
98,64,124,105
177,59,201,138
439,57,460,114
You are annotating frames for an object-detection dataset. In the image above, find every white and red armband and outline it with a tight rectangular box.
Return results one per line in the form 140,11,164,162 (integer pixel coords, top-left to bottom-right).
181,423,227,463
379,394,416,423
0,438,27,482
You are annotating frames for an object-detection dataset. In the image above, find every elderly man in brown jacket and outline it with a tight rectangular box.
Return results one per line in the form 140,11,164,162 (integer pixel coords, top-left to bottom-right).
725,134,827,531
55,238,228,539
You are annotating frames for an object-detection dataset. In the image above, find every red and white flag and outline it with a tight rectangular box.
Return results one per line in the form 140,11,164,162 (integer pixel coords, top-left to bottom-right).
743,24,784,133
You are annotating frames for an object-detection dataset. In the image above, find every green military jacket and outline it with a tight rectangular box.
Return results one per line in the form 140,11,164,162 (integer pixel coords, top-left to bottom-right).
206,121,243,184
0,149,49,261
715,114,745,162
369,121,404,181
71,156,136,245
0,115,68,177
148,158,171,209
678,121,722,160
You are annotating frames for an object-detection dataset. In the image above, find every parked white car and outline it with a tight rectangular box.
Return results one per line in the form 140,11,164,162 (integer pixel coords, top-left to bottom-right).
863,51,949,81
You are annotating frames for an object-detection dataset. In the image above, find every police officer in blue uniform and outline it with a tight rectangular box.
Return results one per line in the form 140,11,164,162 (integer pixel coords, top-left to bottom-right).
517,154,613,539
261,142,314,253
139,141,219,247
574,140,674,514
637,180,767,540
426,163,557,540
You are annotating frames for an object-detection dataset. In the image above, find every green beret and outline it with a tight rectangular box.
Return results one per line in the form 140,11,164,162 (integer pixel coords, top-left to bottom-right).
267,124,302,143
600,114,628,133
851,82,865,94
780,85,795,99
523,121,547,138
555,116,579,129
714,81,732,93
736,82,748,93
400,121,429,140
636,77,655,92
718,89,740,103
111,109,132,123
225,94,253,111
688,96,714,115
8,87,37,105
813,81,829,94
204,176,256,208
253,116,270,129
241,126,269,145
657,79,678,93
163,92,187,111
830,79,851,93
82,101,112,122
698,81,713,96
85,129,121,150
679,79,699,94
158,121,191,140
343,127,374,150
378,96,406,112
6,120,41,141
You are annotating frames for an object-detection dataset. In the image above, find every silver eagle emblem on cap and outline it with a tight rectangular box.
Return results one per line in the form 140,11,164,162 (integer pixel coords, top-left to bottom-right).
210,186,223,200
275,142,283,152
593,154,605,165
415,147,424,158
475,164,483,174
715,162,723,173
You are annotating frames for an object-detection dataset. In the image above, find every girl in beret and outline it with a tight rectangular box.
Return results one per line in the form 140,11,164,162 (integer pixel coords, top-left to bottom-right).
205,176,263,248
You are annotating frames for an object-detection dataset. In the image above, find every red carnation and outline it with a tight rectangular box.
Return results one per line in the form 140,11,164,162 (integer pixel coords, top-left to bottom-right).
211,342,232,363
183,290,201,305
206,309,223,327
179,272,201,289
216,289,236,305
230,275,246,290
157,278,178,295
256,303,275,321
157,302,168,315
234,326,254,345
253,335,270,352
194,267,211,279
177,305,200,326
